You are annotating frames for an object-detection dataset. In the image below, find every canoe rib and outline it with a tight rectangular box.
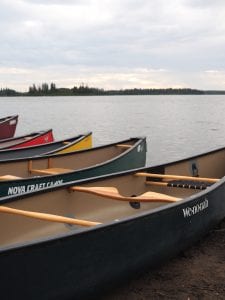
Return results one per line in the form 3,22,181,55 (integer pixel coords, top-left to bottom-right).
70,186,180,202
0,206,101,227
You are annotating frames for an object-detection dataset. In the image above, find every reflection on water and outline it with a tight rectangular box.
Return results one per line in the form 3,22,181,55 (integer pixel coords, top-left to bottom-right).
1,95,225,165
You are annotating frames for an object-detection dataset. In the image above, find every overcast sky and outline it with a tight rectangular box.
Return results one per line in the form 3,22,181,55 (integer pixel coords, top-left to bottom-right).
1,0,225,91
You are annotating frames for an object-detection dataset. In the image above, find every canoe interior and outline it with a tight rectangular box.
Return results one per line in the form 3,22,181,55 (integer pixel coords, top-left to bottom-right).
1,146,225,249
0,138,141,178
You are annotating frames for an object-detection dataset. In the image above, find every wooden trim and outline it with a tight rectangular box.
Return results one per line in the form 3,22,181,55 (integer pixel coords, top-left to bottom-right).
0,175,22,181
28,160,32,173
135,172,219,184
116,144,132,149
145,181,168,187
70,186,180,202
30,168,73,175
0,206,101,227
47,158,53,168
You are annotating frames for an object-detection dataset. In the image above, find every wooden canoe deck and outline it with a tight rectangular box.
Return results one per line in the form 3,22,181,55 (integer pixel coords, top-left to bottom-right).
0,175,22,181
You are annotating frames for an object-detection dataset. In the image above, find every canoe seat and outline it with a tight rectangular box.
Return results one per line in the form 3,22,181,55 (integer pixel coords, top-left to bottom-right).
0,175,22,181
70,186,181,202
30,168,73,175
116,144,132,149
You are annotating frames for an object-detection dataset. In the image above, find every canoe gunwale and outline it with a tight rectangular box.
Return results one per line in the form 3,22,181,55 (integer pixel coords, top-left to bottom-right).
0,115,18,124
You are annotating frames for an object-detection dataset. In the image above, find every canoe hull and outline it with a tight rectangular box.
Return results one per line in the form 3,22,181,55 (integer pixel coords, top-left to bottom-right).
1,176,225,299
0,129,54,150
0,132,92,160
54,133,92,154
9,130,54,149
0,115,18,140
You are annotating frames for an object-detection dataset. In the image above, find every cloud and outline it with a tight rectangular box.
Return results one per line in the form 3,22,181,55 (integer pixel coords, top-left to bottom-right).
1,0,225,90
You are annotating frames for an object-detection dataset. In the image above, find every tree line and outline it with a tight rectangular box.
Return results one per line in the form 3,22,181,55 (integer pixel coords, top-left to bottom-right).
1,83,225,96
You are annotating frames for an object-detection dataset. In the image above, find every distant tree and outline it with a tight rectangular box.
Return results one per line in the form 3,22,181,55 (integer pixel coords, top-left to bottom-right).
41,83,49,93
50,82,56,92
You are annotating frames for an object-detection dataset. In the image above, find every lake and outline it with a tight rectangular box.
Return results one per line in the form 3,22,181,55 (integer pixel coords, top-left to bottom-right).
1,95,225,165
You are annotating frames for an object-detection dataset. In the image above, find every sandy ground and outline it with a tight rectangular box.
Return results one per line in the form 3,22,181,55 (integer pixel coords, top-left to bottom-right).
101,219,225,300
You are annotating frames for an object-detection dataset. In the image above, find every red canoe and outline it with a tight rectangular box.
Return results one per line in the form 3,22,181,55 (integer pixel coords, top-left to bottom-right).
0,115,18,140
0,129,54,150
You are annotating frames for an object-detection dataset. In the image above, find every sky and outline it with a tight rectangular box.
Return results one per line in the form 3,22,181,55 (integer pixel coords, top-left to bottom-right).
1,0,225,91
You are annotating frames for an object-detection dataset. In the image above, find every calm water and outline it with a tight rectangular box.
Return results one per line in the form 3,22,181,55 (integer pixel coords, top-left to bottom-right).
1,95,225,165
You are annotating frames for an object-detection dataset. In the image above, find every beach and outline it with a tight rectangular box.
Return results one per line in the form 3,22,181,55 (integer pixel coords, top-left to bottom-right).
103,219,225,300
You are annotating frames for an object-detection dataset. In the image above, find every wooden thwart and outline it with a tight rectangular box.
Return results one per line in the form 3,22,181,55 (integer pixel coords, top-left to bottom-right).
30,168,73,175
135,172,219,184
0,206,101,227
70,186,180,202
116,144,132,149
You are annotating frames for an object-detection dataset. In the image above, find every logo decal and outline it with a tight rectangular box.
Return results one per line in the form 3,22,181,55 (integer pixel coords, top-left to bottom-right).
182,198,208,218
7,180,63,196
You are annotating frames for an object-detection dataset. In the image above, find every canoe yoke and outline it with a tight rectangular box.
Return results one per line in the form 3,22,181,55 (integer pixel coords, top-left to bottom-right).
69,186,180,203
135,172,219,190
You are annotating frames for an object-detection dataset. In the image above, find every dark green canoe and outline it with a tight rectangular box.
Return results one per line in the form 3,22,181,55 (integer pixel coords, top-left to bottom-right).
0,136,146,198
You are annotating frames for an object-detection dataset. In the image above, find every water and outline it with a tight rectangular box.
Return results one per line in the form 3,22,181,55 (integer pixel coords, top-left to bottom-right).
1,95,225,165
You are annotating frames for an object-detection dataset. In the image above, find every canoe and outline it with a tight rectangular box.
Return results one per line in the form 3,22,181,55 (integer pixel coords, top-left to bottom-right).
0,115,18,140
0,145,224,299
0,137,146,197
0,132,92,161
0,129,54,150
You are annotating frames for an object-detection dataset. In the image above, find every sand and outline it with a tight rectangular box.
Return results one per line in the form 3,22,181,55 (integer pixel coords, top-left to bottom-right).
102,219,225,300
